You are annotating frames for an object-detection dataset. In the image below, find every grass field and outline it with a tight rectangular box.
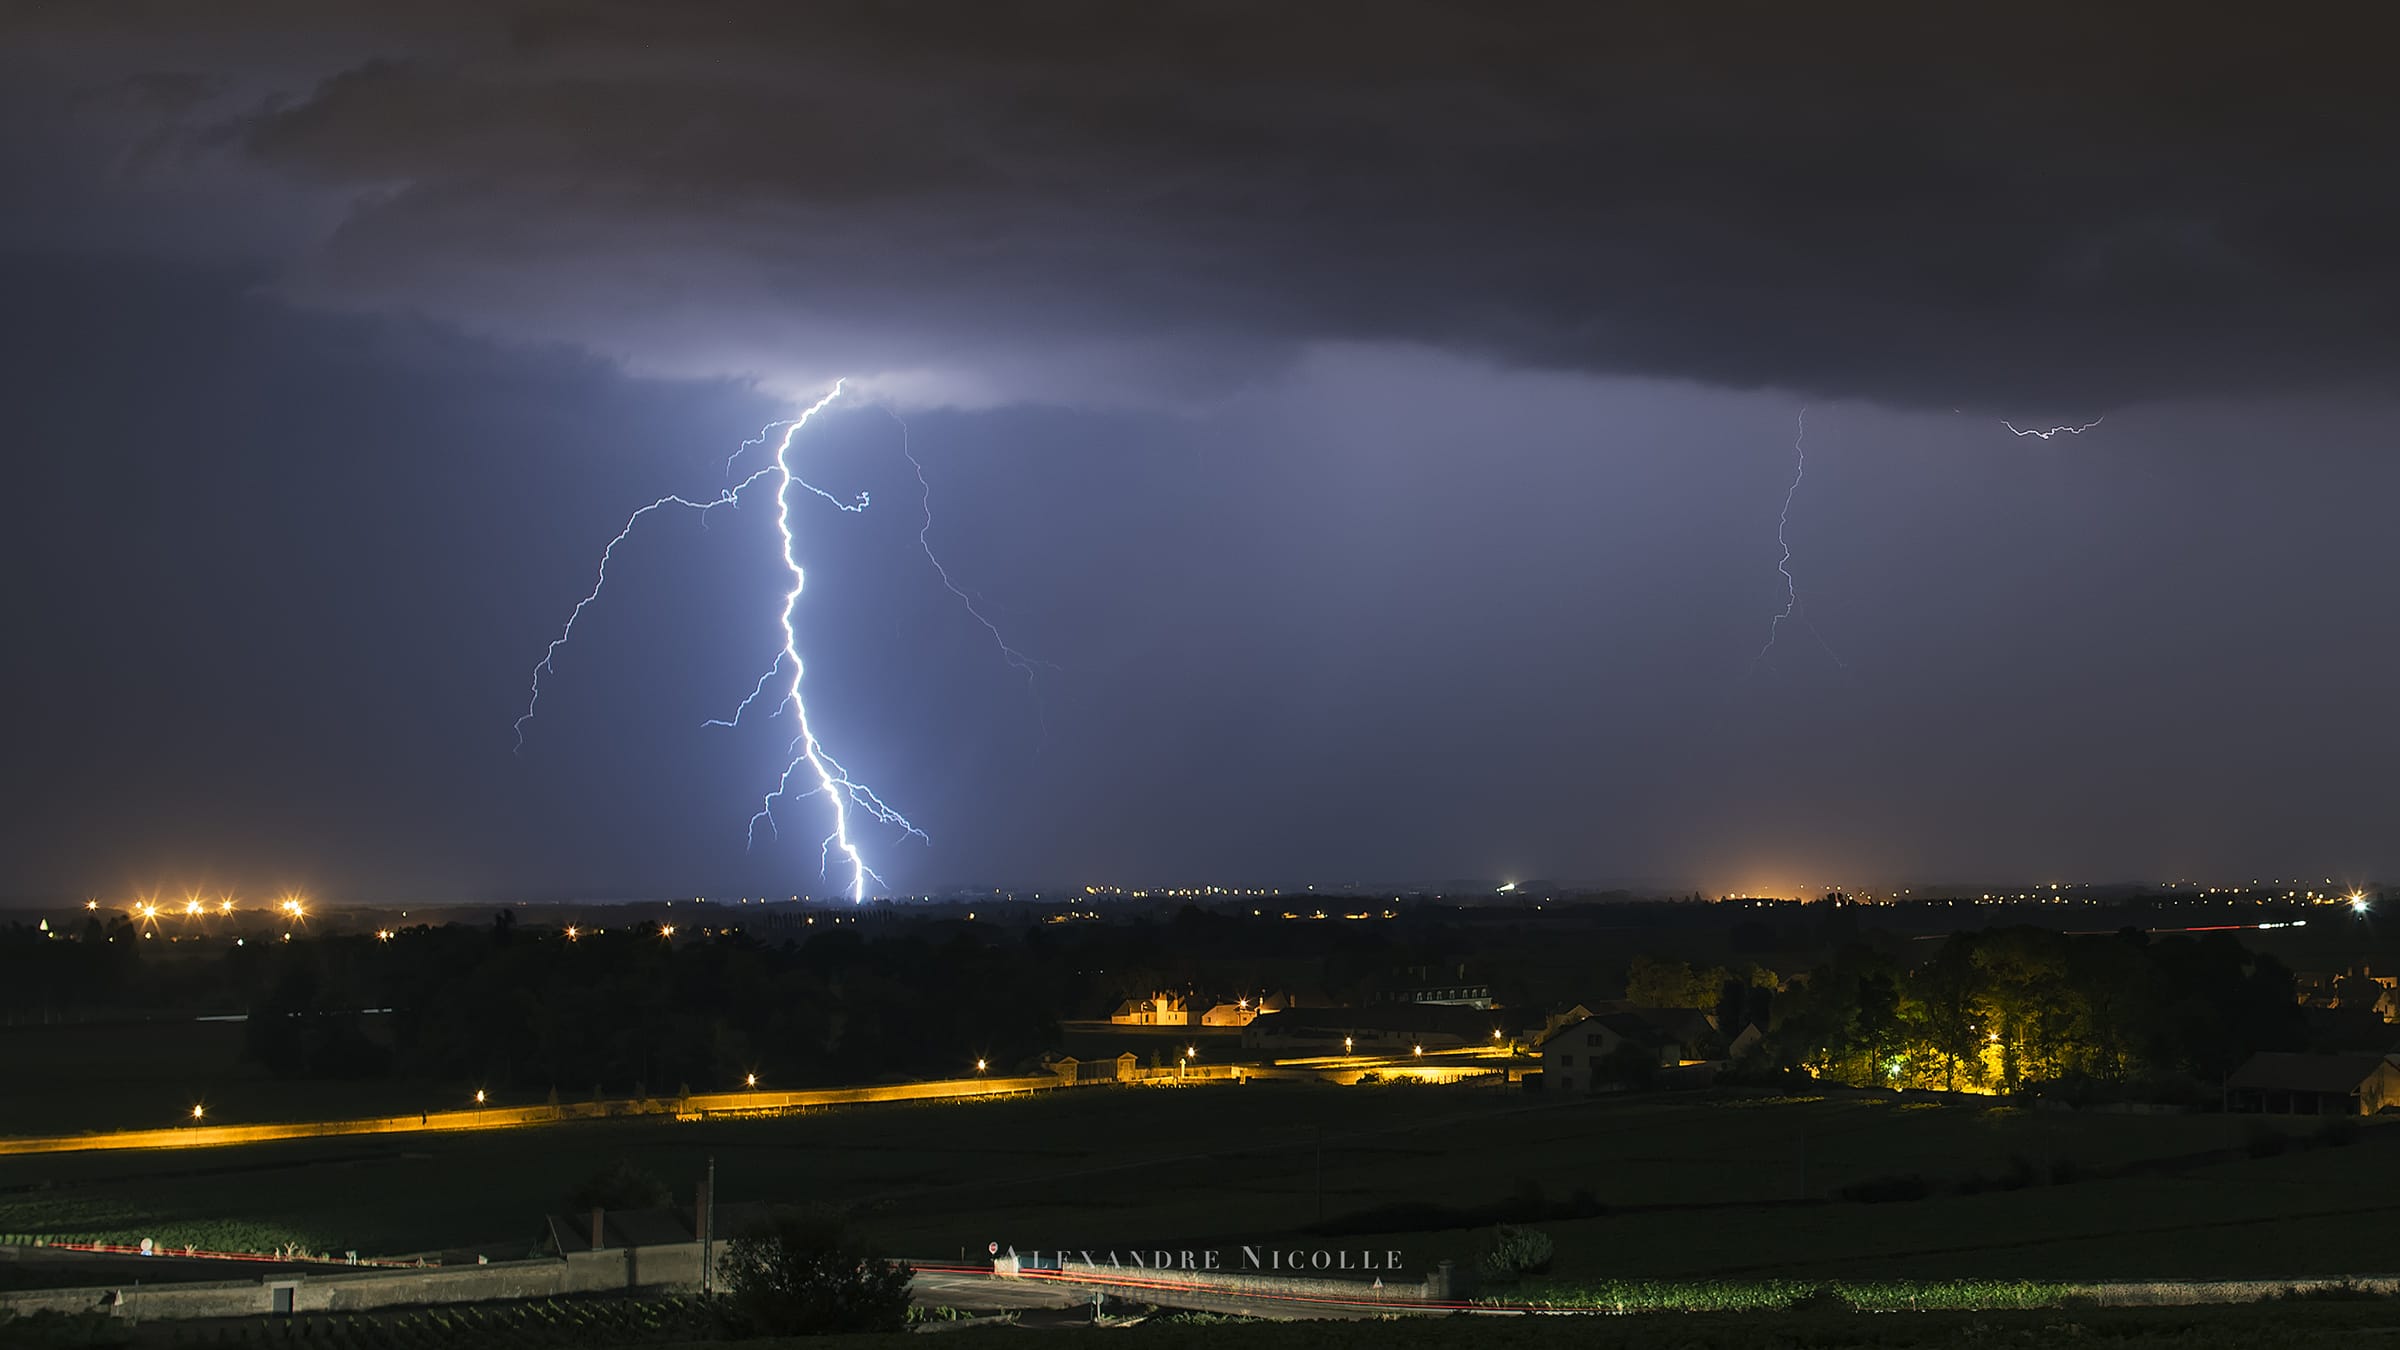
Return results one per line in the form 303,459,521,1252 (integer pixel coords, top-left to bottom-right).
796,1300,2400,1350
7,1296,2394,1350
4,1083,2397,1286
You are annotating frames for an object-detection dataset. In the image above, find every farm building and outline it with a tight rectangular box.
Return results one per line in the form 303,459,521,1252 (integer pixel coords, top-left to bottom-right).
2226,1051,2400,1115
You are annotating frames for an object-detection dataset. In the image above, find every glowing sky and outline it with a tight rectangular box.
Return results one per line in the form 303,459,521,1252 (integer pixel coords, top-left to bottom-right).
4,5,2396,898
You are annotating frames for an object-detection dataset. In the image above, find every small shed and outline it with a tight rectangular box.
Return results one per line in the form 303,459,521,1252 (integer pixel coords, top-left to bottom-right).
2227,1052,2400,1116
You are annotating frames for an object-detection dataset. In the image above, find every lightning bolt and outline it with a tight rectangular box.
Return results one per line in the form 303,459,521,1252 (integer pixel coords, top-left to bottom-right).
2003,416,2104,440
1754,408,1845,673
887,409,1051,690
516,380,914,902
1743,409,2108,678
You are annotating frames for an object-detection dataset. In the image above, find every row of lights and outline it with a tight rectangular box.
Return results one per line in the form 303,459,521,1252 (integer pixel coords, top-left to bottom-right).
106,896,308,920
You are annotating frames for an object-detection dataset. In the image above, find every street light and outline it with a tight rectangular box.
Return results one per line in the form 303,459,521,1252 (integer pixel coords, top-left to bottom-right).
474,1089,486,1105
1413,1045,1424,1057
975,1059,988,1074
744,1072,758,1088
1343,1036,1353,1054
190,1104,204,1121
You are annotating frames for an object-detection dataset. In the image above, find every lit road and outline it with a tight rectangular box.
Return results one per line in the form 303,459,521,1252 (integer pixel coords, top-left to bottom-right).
0,1074,1074,1156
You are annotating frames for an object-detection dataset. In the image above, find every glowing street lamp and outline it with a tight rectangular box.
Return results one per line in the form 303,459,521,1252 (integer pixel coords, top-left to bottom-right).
975,1059,988,1074
744,1072,759,1088
1343,1036,1354,1054
474,1089,487,1105
190,1104,204,1122
2350,892,2372,915
1412,1045,1424,1057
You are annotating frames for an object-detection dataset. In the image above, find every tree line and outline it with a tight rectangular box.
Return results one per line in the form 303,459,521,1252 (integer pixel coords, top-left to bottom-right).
1759,926,2308,1099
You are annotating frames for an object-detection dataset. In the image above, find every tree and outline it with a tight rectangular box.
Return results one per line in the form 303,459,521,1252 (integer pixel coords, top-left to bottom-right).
2333,971,2381,1012
1476,1224,1554,1282
1627,956,1724,1009
720,1213,911,1335
1906,936,1986,1092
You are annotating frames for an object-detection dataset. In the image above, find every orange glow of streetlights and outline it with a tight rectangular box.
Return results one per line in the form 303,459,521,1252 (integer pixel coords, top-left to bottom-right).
659,924,676,939
974,1059,988,1074
474,1089,486,1105
563,925,580,941
190,1104,205,1121
744,1072,758,1088
84,899,98,911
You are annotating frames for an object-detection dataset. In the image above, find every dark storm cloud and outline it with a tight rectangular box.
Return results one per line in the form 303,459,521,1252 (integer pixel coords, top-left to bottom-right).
17,1,2398,409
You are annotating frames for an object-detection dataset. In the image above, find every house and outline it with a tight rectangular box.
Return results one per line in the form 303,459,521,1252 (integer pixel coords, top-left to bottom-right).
1045,1052,1138,1084
1545,1001,1721,1058
1109,993,1190,1026
2226,1051,2400,1115
1540,1013,1681,1093
1723,1022,1767,1062
1371,965,1496,1009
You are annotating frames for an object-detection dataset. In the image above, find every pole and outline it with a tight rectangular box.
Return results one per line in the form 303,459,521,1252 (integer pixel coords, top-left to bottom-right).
701,1155,716,1297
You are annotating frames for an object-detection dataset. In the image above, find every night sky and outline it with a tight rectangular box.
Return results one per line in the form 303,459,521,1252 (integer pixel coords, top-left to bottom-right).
5,5,2397,902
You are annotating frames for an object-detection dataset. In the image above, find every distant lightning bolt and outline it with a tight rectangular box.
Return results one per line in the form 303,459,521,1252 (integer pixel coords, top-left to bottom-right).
517,380,915,902
1742,408,2107,678
1754,408,1845,673
887,409,1051,691
2003,416,2104,440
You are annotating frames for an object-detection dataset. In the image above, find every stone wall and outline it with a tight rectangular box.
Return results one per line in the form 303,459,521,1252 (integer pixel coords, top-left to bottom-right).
0,1242,716,1321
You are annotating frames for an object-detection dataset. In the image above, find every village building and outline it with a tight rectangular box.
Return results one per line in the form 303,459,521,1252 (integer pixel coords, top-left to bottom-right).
1539,1012,1686,1092
2227,1051,2400,1115
1109,993,1190,1026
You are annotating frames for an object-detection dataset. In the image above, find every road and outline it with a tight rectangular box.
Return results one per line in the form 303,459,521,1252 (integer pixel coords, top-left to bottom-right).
0,1074,1076,1156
